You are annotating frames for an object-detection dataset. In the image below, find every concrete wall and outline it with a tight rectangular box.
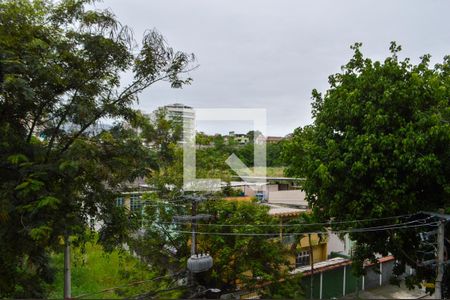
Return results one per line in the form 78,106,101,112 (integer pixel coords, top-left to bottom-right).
327,233,353,257
268,190,308,207
299,234,328,263
365,265,380,290
381,260,394,285
241,184,279,197
300,258,397,299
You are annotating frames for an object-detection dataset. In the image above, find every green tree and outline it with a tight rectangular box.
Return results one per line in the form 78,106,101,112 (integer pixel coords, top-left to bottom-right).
267,141,285,167
0,0,194,297
284,42,450,287
245,130,262,143
260,273,304,299
196,200,292,294
212,134,226,147
196,132,213,146
130,126,301,297
131,193,298,297
141,109,183,167
195,147,233,180
48,239,182,299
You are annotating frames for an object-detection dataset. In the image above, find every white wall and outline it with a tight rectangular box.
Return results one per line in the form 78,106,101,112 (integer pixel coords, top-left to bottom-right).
327,232,352,257
268,189,308,207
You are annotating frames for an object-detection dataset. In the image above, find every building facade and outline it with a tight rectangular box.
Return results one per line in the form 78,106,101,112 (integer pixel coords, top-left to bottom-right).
228,131,250,145
150,103,195,143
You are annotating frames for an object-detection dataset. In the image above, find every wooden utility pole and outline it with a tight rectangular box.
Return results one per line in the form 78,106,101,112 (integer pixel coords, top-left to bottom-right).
64,234,71,299
435,221,445,299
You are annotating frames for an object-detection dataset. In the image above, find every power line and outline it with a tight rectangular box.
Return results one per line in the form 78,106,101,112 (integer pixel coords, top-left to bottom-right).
166,220,439,237
163,213,415,227
73,273,183,299
130,284,191,300
171,222,438,237
144,203,187,207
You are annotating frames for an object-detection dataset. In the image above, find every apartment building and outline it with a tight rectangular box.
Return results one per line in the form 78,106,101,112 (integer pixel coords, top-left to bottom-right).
150,103,195,143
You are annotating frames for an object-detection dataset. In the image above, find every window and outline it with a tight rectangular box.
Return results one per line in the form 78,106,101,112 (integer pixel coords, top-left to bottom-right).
296,250,310,267
130,194,142,212
116,197,124,207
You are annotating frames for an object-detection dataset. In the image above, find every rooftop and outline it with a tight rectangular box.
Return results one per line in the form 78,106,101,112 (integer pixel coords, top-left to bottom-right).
165,103,193,109
268,190,309,208
266,204,306,217
291,257,350,275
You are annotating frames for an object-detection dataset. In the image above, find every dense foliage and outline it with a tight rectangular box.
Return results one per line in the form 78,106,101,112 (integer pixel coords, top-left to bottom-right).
284,42,450,286
195,131,286,171
48,240,181,299
0,0,193,296
131,197,299,298
196,200,292,292
128,138,301,297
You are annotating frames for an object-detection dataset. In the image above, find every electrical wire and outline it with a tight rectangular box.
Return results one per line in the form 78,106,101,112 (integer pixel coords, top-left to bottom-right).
159,213,415,228
73,272,183,299
165,220,439,237
170,222,438,237
144,203,187,207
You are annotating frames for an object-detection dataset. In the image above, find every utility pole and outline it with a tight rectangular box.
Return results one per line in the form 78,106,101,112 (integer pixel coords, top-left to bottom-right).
188,200,197,286
174,194,213,290
64,233,71,299
420,211,450,299
308,233,314,300
435,221,445,299
191,200,197,256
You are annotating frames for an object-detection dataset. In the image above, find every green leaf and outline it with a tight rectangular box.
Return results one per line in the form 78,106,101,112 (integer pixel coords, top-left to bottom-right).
15,179,44,192
58,160,79,172
37,196,60,209
29,226,52,241
7,154,29,165
15,181,30,191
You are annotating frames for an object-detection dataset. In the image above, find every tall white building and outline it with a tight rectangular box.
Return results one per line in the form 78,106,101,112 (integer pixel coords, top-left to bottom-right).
151,103,195,143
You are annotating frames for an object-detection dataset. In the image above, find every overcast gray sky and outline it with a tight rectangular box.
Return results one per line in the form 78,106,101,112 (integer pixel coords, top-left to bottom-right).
97,0,449,136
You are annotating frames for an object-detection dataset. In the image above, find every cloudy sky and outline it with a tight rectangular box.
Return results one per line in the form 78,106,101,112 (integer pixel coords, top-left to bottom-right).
96,0,449,136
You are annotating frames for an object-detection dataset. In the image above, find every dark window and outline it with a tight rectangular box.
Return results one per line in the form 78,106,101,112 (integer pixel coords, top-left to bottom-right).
130,194,142,212
296,250,310,267
116,197,124,207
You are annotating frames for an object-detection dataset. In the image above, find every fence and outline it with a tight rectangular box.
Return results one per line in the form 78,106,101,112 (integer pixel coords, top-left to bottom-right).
299,256,407,299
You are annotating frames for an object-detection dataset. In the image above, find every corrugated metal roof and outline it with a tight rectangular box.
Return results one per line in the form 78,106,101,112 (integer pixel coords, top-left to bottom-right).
266,204,306,217
290,257,350,275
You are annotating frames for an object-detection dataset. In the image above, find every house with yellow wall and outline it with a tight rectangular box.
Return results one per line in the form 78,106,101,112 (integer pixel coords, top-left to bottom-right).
267,204,328,268
116,191,144,212
223,195,329,269
116,188,155,213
